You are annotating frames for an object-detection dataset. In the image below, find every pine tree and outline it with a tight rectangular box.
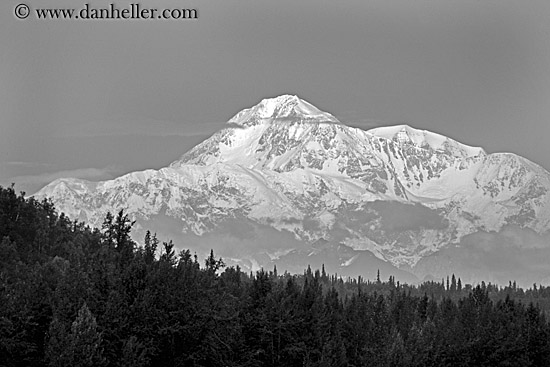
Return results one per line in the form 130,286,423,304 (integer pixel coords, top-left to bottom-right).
451,274,457,293
114,210,135,263
143,230,158,264
46,304,106,367
69,304,106,367
120,336,150,367
160,240,176,265
100,210,135,265
45,316,71,367
205,249,225,274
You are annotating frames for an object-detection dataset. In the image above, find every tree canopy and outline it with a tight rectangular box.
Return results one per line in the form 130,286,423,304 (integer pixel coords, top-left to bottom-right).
1,184,550,366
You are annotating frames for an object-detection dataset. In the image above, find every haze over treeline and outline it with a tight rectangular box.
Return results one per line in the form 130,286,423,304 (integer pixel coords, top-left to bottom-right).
2,184,550,366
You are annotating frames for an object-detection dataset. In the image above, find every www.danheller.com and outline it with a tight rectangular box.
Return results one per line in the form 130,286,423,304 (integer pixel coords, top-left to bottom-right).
14,3,198,20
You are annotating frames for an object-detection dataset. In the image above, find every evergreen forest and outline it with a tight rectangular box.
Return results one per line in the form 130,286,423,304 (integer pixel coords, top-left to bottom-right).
2,184,550,366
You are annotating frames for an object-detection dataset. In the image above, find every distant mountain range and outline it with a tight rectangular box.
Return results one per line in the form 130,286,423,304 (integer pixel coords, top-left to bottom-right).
35,95,550,287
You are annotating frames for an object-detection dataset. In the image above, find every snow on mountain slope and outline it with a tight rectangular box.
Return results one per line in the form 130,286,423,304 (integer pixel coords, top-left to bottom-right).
34,95,550,281
368,125,485,158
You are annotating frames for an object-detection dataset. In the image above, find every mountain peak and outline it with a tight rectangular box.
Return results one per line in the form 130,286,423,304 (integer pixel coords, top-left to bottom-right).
227,94,339,127
367,124,486,158
34,96,550,285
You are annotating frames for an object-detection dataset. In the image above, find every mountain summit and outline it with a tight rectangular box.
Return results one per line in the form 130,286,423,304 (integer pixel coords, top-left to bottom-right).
35,95,550,286
227,94,339,126
171,95,345,169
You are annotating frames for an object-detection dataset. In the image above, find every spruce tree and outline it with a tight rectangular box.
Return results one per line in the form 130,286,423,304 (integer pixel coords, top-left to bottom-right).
46,304,105,367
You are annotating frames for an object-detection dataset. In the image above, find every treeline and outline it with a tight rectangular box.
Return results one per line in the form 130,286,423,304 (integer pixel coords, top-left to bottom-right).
1,184,550,366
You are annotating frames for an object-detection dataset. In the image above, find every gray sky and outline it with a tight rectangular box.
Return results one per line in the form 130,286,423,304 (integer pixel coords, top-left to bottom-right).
2,0,550,194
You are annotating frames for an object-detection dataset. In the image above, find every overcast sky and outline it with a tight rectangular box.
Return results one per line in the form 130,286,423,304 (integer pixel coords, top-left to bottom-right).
1,0,550,194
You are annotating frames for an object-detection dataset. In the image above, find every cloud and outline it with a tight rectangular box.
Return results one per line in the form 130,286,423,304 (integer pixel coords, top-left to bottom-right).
56,117,224,138
460,226,550,252
2,161,53,168
369,201,449,231
130,214,304,263
345,120,387,130
332,111,396,130
414,225,550,287
7,166,119,194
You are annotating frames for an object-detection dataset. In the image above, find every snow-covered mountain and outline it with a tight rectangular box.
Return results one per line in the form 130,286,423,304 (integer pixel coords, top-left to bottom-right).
35,95,550,285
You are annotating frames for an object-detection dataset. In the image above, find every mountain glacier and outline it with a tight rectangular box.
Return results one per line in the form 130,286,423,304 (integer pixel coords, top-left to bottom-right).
35,95,550,285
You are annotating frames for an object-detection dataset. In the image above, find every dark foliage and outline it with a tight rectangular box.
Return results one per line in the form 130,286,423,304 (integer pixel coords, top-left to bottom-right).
1,184,550,366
